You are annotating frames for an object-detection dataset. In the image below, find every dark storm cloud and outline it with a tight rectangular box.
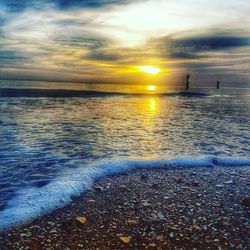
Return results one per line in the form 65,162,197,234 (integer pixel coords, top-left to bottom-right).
55,35,109,49
0,16,5,26
0,0,133,12
175,36,250,50
169,51,206,59
163,35,250,59
0,0,47,12
0,50,28,65
86,50,121,61
55,0,132,9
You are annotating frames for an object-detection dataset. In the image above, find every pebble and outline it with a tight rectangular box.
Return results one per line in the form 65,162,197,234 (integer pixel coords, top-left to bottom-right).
191,171,197,176
0,167,249,249
94,186,104,192
87,199,96,203
156,212,165,221
215,184,224,188
224,180,234,185
169,232,174,238
174,177,183,184
192,181,200,187
151,183,159,189
20,232,31,237
118,185,126,191
230,171,237,175
141,174,148,181
241,198,250,207
142,200,150,207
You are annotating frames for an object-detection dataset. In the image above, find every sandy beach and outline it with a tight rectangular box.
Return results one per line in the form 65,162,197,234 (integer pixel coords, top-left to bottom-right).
0,166,249,249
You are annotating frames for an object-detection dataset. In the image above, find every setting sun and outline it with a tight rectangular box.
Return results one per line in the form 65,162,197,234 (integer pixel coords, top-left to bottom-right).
138,66,161,75
147,85,156,91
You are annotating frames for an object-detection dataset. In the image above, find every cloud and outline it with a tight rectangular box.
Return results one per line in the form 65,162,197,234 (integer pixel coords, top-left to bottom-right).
0,0,250,86
0,50,28,66
0,0,51,12
55,0,133,9
55,33,110,50
85,50,121,61
159,34,250,59
174,35,250,51
0,0,134,12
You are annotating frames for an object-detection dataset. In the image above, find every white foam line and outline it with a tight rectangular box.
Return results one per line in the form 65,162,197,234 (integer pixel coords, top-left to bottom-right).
0,156,249,232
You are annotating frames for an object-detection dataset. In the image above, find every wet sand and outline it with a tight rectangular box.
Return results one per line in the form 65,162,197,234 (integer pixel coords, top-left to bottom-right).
0,166,249,249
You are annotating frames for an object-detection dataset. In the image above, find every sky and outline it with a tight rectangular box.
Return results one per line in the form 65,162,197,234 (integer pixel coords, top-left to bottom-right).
0,0,250,87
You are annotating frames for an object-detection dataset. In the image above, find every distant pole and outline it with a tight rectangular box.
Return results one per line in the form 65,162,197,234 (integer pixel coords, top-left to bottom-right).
186,74,190,90
217,81,220,89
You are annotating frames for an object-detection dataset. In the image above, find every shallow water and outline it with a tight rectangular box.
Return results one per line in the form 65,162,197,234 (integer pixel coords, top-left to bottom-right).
0,86,249,230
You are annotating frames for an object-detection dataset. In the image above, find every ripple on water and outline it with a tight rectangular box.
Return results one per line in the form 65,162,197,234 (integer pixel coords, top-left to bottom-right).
0,92,249,211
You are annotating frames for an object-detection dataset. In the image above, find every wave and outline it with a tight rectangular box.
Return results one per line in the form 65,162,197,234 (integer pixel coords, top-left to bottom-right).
0,88,209,98
0,156,249,232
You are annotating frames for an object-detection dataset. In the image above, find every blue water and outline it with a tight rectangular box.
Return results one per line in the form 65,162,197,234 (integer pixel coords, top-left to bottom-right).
0,86,249,231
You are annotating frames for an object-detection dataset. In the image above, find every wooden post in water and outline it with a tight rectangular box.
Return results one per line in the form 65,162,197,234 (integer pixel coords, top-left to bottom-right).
217,81,220,89
186,74,190,90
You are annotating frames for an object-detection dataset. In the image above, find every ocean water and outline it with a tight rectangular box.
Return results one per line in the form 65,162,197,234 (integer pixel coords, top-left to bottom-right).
0,84,249,231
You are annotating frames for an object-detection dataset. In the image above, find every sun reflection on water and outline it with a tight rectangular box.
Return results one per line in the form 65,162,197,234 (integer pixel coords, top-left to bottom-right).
148,98,157,113
143,98,159,129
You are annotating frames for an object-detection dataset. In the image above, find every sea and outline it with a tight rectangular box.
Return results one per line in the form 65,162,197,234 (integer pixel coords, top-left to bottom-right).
0,80,249,231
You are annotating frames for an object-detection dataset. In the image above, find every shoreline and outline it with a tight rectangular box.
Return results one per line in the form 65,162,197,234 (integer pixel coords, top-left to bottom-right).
0,166,249,249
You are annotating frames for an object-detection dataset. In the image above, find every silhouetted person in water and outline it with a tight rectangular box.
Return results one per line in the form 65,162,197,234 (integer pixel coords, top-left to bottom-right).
217,81,220,89
186,74,190,90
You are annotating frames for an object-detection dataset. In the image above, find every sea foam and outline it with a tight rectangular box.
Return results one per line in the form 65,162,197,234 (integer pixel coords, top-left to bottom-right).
0,156,249,232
